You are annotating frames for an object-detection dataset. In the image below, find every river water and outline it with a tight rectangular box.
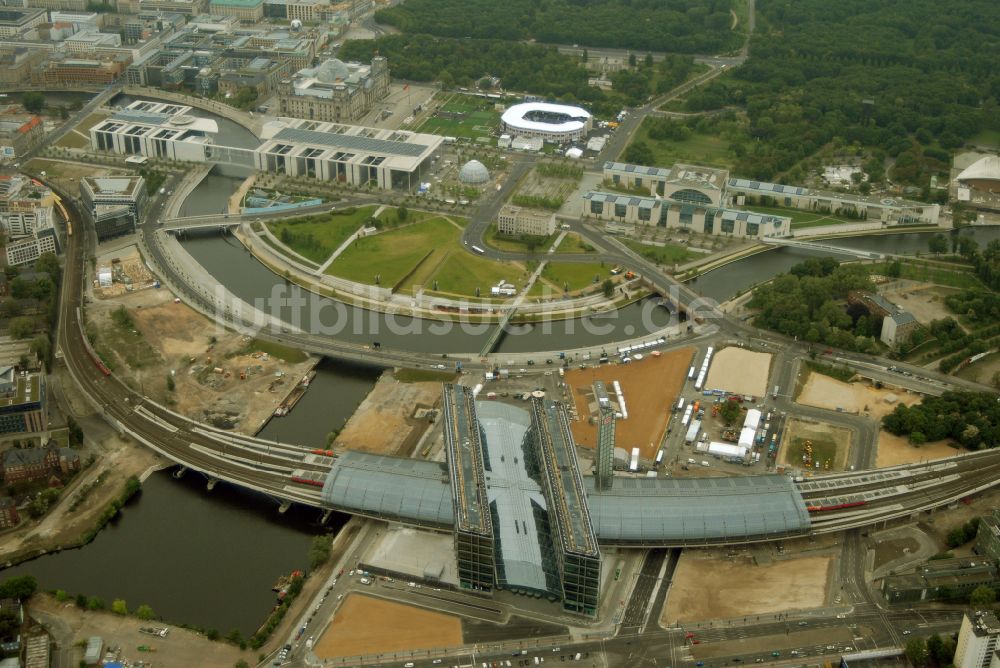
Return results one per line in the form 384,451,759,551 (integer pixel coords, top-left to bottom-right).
2,471,341,636
15,96,994,634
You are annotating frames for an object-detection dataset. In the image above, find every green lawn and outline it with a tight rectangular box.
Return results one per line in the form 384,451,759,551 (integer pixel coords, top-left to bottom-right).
531,262,603,296
969,129,1000,149
267,206,377,264
621,239,692,265
632,119,736,168
868,261,985,290
416,94,499,141
328,216,527,297
430,250,529,298
327,216,457,287
555,233,596,254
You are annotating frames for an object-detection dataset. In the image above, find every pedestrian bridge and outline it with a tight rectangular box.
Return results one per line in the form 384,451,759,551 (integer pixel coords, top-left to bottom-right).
761,237,884,259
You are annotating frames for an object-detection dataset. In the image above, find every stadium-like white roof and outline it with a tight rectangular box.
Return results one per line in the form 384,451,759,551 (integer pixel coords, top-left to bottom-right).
502,102,591,133
957,156,1000,183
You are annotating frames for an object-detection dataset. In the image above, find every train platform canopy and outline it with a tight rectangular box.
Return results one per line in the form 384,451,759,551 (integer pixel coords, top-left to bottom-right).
584,474,810,544
320,450,453,527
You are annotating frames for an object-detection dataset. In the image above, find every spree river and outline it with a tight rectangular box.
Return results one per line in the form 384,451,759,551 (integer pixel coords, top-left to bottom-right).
13,96,994,635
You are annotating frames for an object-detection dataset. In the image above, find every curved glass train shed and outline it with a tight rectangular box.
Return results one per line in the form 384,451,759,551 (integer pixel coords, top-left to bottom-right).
319,451,811,544
584,475,811,546
320,450,454,527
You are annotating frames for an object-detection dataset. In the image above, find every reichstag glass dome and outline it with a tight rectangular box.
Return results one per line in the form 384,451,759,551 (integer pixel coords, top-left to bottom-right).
458,160,490,184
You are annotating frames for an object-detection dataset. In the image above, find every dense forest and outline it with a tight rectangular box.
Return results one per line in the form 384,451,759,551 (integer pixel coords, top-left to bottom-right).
374,0,742,54
339,36,697,116
710,0,1000,181
746,257,879,352
882,392,1000,449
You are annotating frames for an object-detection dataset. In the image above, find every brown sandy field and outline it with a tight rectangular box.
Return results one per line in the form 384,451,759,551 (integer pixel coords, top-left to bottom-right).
314,594,462,658
779,418,852,472
703,347,772,398
566,347,691,460
335,371,441,455
797,373,922,418
89,287,314,434
876,432,961,467
29,595,248,668
662,552,831,624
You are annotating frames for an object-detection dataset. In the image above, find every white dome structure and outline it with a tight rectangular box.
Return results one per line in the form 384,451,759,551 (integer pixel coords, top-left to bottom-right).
957,156,1000,189
458,160,490,184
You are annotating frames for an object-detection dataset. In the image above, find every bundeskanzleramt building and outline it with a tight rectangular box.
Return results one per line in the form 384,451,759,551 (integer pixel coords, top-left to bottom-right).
497,205,556,237
604,162,728,207
278,57,389,123
80,176,148,241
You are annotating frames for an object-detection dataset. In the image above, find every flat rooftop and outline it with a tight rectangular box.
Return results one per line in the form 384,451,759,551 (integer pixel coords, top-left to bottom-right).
443,384,491,537
532,398,598,558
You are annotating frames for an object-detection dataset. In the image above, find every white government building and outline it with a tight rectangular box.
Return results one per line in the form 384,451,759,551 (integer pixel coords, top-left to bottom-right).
90,100,444,191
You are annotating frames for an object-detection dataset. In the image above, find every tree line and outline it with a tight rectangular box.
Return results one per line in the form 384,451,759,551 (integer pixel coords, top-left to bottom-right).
374,0,741,54
687,0,1000,184
882,391,1000,448
747,257,880,353
340,36,698,117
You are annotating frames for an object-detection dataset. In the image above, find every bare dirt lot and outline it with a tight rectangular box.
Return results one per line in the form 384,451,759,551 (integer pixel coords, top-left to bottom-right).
779,418,852,473
314,594,462,658
662,552,831,624
704,347,772,398
876,432,961,467
797,373,922,418
88,285,314,434
334,371,441,455
29,594,248,668
566,348,691,460
881,282,962,328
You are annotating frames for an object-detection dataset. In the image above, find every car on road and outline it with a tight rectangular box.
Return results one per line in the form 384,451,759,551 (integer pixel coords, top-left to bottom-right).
903,630,912,635
797,621,808,626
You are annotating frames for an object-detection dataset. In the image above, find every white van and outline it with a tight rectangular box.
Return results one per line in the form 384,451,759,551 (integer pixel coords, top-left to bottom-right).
687,458,696,464
700,460,710,467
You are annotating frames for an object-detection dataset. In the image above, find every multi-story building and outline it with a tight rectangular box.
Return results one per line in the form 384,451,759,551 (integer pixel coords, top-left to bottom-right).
978,510,1000,563
0,8,46,38
139,0,207,14
1,206,53,238
728,176,940,226
583,190,790,240
604,161,729,208
880,557,1000,605
80,175,148,241
6,229,58,267
216,56,291,99
0,496,18,529
278,57,389,123
0,115,43,162
48,10,102,30
0,48,45,86
37,54,128,86
442,384,600,616
0,370,46,436
2,443,80,483
208,0,263,21
0,176,53,214
957,611,1000,668
63,29,123,53
496,204,556,237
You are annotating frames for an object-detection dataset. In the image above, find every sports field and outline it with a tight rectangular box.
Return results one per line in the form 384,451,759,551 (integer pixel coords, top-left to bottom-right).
416,93,499,141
